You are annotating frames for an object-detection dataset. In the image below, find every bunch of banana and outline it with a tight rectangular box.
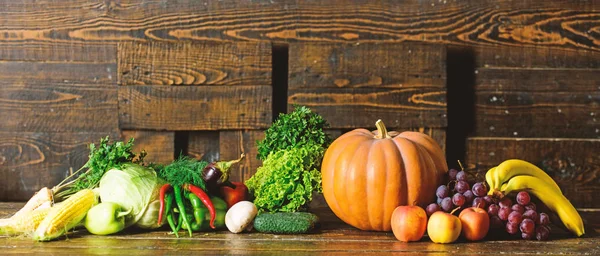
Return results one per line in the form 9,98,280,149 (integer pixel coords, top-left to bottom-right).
485,159,585,237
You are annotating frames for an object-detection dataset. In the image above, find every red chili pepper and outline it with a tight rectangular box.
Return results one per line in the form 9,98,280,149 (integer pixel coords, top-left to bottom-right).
157,184,172,225
183,184,216,229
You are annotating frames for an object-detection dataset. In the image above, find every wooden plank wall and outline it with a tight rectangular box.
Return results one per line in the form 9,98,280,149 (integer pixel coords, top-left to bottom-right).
0,0,598,208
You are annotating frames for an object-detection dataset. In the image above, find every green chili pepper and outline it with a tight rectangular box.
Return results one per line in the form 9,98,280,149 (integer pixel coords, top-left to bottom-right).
176,211,183,232
164,193,178,237
188,193,203,209
181,213,202,231
174,186,193,237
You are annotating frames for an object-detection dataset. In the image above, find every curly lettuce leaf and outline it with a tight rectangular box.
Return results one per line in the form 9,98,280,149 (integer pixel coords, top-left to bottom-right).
246,144,323,213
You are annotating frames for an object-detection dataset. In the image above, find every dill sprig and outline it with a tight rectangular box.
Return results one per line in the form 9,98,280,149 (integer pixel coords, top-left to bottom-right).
156,156,208,189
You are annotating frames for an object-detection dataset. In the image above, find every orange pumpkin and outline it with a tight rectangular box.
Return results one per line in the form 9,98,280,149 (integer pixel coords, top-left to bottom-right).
321,120,447,231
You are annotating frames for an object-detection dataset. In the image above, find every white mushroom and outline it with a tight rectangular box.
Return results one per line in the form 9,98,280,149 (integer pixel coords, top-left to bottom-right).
225,201,258,233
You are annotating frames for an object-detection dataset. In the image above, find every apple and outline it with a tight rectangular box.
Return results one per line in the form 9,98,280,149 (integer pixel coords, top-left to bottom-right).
391,205,428,242
427,211,462,243
459,207,490,241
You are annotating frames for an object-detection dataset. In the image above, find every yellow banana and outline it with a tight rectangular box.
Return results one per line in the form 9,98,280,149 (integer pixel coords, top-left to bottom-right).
488,159,561,195
485,166,497,190
499,175,584,237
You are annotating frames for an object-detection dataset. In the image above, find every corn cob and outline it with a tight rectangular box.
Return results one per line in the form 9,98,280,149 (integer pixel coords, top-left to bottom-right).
11,187,53,219
0,206,52,236
33,189,97,241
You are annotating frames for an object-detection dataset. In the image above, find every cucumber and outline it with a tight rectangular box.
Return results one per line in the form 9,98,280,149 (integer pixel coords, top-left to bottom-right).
253,212,319,234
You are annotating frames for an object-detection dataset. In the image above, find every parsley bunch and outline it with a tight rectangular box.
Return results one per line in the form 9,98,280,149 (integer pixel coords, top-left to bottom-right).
256,105,331,161
53,136,142,201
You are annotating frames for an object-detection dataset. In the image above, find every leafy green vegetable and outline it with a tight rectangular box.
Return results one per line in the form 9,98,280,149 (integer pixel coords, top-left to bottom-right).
256,105,331,161
245,144,324,213
98,163,165,228
53,136,143,201
156,156,208,189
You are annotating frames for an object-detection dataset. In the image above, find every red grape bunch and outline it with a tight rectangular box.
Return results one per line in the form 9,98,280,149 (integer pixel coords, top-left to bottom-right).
425,167,552,241
488,191,552,241
426,168,490,215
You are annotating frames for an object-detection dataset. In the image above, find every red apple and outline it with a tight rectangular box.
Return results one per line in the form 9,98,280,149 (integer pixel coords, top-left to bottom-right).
391,205,427,242
427,211,462,243
459,207,490,241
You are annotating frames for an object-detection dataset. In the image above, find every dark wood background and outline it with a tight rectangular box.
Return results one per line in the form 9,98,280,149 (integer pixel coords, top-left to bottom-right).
0,0,598,209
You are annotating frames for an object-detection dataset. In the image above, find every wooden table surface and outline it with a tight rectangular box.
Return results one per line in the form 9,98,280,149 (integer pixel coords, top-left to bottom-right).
1,202,599,255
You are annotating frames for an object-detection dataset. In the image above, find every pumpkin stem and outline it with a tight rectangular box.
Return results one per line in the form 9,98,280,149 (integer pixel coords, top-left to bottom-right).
375,119,391,139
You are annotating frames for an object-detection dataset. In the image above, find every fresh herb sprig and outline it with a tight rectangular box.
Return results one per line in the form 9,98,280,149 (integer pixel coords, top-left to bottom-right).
256,105,331,161
53,136,142,201
156,156,208,190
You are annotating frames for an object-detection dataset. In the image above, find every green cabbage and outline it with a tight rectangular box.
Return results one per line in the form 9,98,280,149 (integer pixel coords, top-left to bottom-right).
98,163,165,228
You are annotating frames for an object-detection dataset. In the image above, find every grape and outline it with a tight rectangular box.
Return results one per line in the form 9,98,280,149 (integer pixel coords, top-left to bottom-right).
452,193,466,207
487,204,499,216
463,190,475,203
506,221,519,235
490,216,504,229
499,198,513,208
524,202,537,211
426,203,441,217
522,231,535,240
483,195,494,205
517,191,531,205
536,225,550,241
436,185,449,198
538,213,550,225
456,171,468,182
508,211,523,224
472,182,488,197
520,219,535,234
455,181,470,193
441,197,453,212
448,168,459,180
498,207,511,221
437,197,443,205
523,210,538,221
472,197,487,209
511,204,525,214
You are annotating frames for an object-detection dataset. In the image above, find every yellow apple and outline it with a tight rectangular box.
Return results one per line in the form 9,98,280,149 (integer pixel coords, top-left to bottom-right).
427,211,462,243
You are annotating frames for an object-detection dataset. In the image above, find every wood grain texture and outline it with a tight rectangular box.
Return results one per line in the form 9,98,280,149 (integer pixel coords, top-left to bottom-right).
121,130,174,164
0,205,598,255
475,88,599,138
0,1,598,52
118,86,272,130
188,132,220,163
289,87,446,129
0,84,118,133
118,41,271,86
289,43,445,89
219,130,264,182
474,46,600,69
0,132,119,201
465,137,600,208
472,46,600,138
288,42,446,129
0,42,116,62
0,62,116,85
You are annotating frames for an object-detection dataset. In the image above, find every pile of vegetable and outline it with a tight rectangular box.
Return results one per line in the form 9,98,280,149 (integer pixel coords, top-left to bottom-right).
0,105,331,240
244,105,330,233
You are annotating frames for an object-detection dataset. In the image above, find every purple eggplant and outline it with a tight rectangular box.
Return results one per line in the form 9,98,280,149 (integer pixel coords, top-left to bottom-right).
202,154,245,188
